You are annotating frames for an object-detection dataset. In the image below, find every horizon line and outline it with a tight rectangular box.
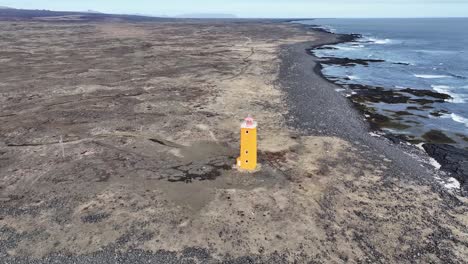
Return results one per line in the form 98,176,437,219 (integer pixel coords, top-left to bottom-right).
1,6,468,19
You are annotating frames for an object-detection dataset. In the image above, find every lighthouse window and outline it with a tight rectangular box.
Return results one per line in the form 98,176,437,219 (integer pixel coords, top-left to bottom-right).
245,150,249,154
245,160,248,163
246,131,249,134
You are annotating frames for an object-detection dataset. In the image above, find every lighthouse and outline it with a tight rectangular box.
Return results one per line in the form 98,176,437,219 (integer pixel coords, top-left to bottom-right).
237,116,257,171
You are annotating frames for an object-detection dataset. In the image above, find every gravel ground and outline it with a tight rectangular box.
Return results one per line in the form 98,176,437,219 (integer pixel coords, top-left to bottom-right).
0,19,467,263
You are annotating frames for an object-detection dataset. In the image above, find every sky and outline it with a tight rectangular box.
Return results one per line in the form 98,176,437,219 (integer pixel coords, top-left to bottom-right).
1,0,468,18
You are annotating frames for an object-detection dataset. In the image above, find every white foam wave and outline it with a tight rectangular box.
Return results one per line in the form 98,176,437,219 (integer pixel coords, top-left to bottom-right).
347,75,360,80
366,37,392,44
335,46,359,51
431,85,466,103
444,177,460,190
414,74,451,79
324,26,336,33
428,157,441,169
451,113,468,127
369,132,383,137
432,85,450,91
416,49,457,55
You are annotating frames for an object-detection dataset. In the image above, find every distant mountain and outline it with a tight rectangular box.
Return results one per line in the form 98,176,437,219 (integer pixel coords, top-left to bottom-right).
175,13,237,19
83,9,102,14
130,12,168,17
0,8,175,22
0,7,242,22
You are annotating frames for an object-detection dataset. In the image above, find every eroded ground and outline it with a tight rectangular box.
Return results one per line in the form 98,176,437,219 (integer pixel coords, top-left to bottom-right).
0,21,467,263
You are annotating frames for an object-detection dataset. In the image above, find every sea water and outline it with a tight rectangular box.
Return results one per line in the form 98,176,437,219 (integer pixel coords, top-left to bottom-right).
298,18,468,147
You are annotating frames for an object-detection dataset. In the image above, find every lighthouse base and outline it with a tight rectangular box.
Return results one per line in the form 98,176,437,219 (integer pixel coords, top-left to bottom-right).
235,157,260,173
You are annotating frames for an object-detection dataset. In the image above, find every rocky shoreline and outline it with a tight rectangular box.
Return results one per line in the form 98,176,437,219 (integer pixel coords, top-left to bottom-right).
299,24,468,193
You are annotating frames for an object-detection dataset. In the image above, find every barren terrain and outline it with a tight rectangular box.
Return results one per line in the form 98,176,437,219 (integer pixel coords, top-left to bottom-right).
0,20,467,263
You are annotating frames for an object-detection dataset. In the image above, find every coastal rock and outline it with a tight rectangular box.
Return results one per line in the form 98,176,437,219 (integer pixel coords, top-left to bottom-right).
307,26,332,34
393,62,411,65
338,33,361,43
423,144,468,192
315,46,338,50
422,130,456,144
320,57,385,67
348,85,452,104
400,88,451,100
349,85,412,104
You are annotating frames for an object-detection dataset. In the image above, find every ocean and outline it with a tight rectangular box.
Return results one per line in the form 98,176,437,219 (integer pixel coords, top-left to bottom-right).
298,18,468,149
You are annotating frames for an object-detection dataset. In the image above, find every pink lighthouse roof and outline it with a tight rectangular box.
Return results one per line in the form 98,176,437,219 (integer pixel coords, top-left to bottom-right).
241,115,257,128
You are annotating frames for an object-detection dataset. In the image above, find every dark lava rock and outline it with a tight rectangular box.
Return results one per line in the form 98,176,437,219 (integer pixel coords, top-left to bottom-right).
423,144,468,192
307,25,333,34
430,110,450,117
386,134,405,144
347,85,450,105
400,88,451,100
394,111,412,116
349,85,412,104
411,98,443,105
338,33,362,43
320,57,385,67
393,62,411,65
406,106,420,111
422,130,456,144
315,46,338,50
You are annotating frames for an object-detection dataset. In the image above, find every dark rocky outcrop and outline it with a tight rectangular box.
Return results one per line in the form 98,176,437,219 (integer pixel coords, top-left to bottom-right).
422,130,456,144
423,144,468,192
348,85,452,104
393,62,411,65
315,46,338,50
400,88,451,100
320,57,385,67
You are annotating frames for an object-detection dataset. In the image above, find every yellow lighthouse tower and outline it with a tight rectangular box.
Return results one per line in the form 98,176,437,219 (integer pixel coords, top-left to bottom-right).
237,116,257,171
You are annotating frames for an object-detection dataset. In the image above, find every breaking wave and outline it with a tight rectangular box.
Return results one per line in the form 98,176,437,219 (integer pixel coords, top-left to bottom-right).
450,113,468,127
414,74,451,79
431,85,466,103
360,37,393,44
